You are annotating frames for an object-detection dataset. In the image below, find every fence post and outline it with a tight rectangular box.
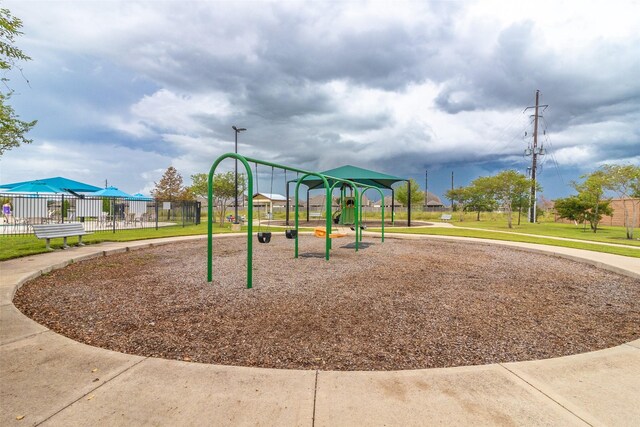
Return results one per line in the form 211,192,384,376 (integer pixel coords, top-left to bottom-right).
155,202,159,230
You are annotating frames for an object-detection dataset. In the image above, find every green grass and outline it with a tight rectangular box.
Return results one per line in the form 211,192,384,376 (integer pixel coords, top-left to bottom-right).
2,215,638,261
374,226,640,258
0,223,296,261
446,219,640,247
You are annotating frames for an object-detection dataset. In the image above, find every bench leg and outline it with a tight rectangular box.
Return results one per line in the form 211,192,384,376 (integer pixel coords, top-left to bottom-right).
77,235,85,246
62,236,69,249
45,238,52,250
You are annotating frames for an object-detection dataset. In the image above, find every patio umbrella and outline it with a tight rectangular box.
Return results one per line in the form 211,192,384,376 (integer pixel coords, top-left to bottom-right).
129,193,153,201
4,181,66,194
92,186,133,198
0,177,101,193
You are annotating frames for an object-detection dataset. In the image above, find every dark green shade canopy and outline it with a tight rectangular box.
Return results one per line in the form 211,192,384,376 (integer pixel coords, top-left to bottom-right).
302,165,406,190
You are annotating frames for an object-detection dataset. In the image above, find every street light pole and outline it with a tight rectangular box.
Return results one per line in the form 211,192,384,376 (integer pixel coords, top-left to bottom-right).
232,125,246,223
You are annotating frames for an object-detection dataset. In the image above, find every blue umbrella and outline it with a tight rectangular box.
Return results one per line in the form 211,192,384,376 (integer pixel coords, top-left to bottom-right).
4,181,66,194
92,186,133,198
129,193,153,201
0,177,101,193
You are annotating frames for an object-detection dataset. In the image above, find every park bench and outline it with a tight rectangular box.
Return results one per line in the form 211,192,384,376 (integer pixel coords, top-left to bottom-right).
32,223,91,250
440,214,452,221
309,212,322,218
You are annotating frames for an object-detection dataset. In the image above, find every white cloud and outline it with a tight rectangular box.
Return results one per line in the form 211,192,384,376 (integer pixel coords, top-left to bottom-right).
5,0,640,199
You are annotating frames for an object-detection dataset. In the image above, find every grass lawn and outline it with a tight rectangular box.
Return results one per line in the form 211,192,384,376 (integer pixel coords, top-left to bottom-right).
446,219,640,247
2,216,639,260
0,223,294,261
376,226,640,258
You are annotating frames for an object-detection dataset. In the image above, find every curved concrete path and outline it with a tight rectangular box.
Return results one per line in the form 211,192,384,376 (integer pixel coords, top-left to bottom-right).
1,234,639,426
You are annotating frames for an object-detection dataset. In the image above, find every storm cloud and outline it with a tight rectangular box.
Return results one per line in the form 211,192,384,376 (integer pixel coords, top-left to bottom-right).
2,0,639,198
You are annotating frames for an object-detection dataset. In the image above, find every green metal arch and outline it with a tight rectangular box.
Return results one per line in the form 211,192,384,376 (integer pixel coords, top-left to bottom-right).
207,153,255,286
207,152,386,289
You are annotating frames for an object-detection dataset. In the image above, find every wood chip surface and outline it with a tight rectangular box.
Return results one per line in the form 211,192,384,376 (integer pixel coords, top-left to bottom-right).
13,236,640,371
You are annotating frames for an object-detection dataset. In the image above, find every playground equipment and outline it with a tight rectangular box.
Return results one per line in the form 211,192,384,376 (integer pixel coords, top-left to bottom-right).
333,188,356,225
313,226,347,239
284,170,297,239
207,153,388,289
290,165,412,227
254,163,272,244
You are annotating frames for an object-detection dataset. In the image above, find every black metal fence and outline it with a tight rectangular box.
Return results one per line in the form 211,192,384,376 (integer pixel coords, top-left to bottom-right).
0,194,200,236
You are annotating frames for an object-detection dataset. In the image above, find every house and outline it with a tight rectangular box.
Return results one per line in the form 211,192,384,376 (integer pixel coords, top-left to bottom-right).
253,193,289,213
424,191,444,208
382,196,403,208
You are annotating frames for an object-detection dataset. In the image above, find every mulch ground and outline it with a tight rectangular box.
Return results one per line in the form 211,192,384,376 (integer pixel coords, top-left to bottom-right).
13,235,640,371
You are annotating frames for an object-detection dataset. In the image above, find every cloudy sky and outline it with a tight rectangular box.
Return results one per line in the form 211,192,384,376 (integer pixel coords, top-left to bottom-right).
2,0,639,200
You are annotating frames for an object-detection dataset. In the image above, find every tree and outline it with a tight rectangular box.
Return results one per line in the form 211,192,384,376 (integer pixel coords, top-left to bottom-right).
211,171,246,226
445,186,469,221
554,196,588,226
573,170,610,233
189,173,208,198
152,166,186,201
466,176,497,221
601,164,640,239
486,170,531,229
0,7,36,156
396,179,424,208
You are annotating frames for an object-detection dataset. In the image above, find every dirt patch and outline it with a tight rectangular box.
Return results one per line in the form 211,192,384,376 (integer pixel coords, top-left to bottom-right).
13,236,640,371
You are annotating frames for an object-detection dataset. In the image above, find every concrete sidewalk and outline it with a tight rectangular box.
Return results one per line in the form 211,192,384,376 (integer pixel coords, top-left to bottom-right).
1,235,639,426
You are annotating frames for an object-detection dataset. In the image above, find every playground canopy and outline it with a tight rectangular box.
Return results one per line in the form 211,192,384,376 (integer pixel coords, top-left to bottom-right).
302,165,406,190
290,164,412,226
0,177,102,194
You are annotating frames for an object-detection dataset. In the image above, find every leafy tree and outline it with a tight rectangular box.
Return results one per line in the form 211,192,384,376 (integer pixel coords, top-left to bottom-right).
445,186,469,221
601,164,640,239
152,166,186,201
554,196,588,226
553,195,611,231
189,173,208,198
486,170,531,229
573,170,610,233
0,7,36,156
211,171,246,225
466,176,497,221
396,178,424,209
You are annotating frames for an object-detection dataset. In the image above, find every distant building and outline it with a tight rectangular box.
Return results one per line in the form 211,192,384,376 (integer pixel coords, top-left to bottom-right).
253,193,288,213
588,198,639,227
424,191,444,209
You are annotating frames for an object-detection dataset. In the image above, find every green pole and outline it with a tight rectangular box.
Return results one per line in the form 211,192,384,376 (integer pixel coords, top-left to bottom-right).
294,182,299,258
295,173,331,260
208,153,254,288
208,153,387,288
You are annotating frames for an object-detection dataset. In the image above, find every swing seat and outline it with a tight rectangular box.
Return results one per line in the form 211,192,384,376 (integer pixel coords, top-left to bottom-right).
285,229,297,239
350,225,367,231
257,232,272,243
314,227,346,239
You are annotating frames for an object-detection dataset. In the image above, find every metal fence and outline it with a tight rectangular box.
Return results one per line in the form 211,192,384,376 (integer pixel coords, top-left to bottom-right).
0,194,200,236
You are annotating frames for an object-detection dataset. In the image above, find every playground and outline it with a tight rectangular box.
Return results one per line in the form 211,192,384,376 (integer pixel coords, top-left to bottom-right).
13,234,640,371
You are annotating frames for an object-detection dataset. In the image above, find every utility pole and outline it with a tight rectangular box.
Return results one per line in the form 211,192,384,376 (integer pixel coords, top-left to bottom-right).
450,171,454,211
524,90,548,223
424,169,428,211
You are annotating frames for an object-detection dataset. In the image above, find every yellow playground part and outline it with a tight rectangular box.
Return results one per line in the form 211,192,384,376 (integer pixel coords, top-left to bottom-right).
314,227,347,239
